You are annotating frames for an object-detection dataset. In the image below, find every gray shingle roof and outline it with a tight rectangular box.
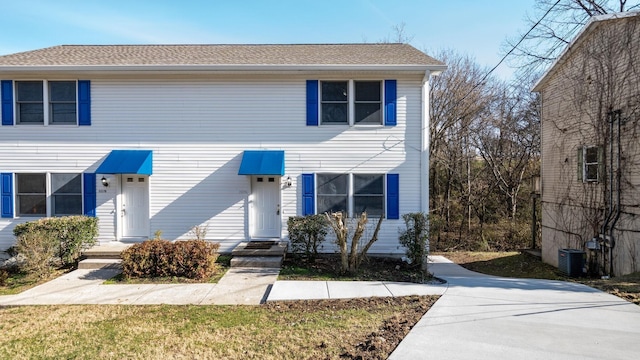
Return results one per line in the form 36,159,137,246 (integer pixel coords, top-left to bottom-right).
0,44,444,67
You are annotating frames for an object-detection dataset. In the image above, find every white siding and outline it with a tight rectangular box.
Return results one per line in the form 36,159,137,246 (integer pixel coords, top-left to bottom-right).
0,74,426,254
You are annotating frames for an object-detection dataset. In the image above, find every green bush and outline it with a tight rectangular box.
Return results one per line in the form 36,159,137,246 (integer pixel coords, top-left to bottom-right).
14,229,58,278
121,240,220,280
287,215,328,260
398,213,429,270
13,216,98,268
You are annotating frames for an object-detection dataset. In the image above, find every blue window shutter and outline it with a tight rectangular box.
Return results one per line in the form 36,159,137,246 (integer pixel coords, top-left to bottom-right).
386,173,399,219
301,173,315,215
1,173,13,218
1,80,13,126
384,80,397,126
83,173,96,217
306,80,319,126
78,80,91,126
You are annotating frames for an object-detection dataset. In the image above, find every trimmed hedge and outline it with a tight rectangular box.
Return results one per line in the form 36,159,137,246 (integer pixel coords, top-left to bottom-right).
13,216,98,267
121,240,220,280
287,215,327,260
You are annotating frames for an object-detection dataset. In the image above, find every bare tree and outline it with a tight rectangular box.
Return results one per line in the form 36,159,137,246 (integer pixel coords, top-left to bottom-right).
505,0,640,79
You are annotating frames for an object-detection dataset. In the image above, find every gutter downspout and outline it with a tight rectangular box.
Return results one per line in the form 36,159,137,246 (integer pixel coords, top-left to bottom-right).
421,71,432,214
608,110,622,276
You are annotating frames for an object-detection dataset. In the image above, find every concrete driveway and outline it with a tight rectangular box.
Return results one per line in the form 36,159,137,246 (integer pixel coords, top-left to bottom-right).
389,256,640,359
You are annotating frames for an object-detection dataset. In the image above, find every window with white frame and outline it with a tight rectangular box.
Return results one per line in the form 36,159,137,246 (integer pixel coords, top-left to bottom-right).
354,81,382,124
16,173,82,217
579,146,601,183
320,80,382,125
317,173,384,217
15,80,77,125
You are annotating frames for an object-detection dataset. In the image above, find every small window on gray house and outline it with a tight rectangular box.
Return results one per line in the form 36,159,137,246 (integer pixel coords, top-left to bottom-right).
578,146,602,183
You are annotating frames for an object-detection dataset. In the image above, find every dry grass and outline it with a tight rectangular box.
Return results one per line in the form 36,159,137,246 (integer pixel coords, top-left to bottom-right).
439,251,640,305
0,296,437,359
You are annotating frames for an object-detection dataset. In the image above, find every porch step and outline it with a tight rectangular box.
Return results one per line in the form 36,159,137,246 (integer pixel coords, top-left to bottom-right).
78,258,123,270
230,241,288,268
230,256,283,268
82,243,132,259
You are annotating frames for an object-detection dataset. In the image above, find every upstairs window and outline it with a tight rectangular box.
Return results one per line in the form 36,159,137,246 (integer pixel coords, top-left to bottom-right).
354,81,382,124
14,80,78,125
578,145,603,183
320,80,383,125
321,81,348,124
49,81,77,124
16,81,44,124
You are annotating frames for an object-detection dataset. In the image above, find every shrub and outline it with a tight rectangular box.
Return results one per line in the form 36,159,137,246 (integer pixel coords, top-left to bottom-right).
13,216,98,267
398,212,429,271
287,215,327,260
14,229,58,278
121,240,220,280
325,212,383,275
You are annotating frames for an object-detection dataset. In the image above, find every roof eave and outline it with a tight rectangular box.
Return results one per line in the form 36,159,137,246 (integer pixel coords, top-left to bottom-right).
0,63,447,73
532,11,640,92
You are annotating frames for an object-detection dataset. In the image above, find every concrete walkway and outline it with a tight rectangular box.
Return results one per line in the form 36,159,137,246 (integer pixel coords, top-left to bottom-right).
2,255,640,359
0,267,280,305
389,256,640,360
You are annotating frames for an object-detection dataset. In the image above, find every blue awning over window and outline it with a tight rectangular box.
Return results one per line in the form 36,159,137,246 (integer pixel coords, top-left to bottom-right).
238,150,285,176
96,150,153,175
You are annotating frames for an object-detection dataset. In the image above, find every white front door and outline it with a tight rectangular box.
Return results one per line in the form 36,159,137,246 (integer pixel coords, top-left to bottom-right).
251,176,280,238
122,175,149,238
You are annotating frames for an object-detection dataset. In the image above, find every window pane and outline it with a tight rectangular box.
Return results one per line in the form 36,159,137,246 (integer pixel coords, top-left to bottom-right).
18,103,44,123
317,196,348,214
16,81,43,101
322,103,348,123
355,81,380,101
586,164,598,181
354,195,384,216
53,195,82,216
52,174,81,194
50,103,77,124
585,147,598,163
355,103,381,124
18,195,47,216
17,174,46,193
321,81,348,101
49,81,76,101
317,174,348,195
354,174,383,194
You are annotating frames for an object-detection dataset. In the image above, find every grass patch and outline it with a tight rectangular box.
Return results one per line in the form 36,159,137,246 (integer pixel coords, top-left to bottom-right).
439,251,640,305
0,296,438,359
0,267,69,295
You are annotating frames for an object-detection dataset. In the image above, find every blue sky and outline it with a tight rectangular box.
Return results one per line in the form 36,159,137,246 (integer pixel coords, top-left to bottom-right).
0,0,536,79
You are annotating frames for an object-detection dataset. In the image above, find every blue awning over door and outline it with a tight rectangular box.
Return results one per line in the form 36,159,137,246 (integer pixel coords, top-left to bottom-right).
96,150,153,175
238,150,285,176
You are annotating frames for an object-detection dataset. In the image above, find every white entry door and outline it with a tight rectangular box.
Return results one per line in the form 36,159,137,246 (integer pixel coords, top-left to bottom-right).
251,176,280,238
122,175,149,238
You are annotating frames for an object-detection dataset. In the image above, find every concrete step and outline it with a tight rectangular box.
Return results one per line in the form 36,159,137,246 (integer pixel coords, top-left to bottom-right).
78,258,123,270
82,243,132,259
231,241,288,257
230,256,283,268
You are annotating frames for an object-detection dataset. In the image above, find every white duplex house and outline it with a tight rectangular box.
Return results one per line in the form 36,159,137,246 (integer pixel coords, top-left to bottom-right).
0,44,445,254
